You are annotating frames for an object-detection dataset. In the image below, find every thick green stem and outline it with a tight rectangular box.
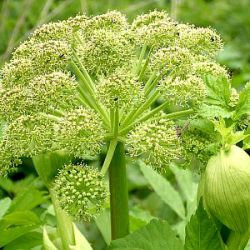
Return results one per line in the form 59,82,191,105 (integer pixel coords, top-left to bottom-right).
109,142,129,240
226,231,250,250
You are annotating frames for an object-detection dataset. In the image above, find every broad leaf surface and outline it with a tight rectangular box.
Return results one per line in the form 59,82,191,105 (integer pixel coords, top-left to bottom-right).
4,232,42,250
140,162,185,219
184,202,224,250
0,211,41,246
109,219,184,250
235,82,250,118
69,223,93,250
0,197,11,220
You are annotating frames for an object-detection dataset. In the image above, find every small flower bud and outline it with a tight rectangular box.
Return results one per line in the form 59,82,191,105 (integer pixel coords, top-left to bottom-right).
229,88,239,108
0,58,34,87
1,114,57,158
29,71,78,111
131,11,178,48
179,27,223,58
86,11,128,31
31,21,72,42
193,59,229,79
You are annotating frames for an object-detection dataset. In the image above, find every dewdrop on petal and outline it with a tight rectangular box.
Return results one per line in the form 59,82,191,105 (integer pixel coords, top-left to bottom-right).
159,75,206,107
128,113,181,170
53,164,108,221
57,107,105,158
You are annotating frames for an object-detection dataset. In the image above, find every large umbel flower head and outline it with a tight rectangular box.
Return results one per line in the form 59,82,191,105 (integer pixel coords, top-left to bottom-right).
0,10,228,219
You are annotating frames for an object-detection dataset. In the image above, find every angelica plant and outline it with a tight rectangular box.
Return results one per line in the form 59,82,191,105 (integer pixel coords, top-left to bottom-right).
0,10,245,249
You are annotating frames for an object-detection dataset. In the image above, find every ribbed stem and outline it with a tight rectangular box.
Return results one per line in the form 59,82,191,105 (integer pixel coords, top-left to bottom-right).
109,142,129,240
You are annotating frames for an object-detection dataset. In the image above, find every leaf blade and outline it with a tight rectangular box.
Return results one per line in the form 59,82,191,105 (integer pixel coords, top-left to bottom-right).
109,219,184,250
140,162,185,219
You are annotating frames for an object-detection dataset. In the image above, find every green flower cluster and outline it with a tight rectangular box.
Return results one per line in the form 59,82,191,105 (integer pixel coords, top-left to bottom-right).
96,67,143,109
0,10,229,219
53,164,108,221
128,113,181,170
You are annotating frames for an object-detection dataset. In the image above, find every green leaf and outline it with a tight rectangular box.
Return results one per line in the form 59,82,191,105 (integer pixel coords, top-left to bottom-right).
43,227,59,250
184,202,224,250
95,209,111,244
0,197,11,220
199,104,232,119
169,164,198,219
140,162,185,219
235,82,250,118
4,232,42,250
129,206,156,232
0,211,41,246
69,223,93,250
204,76,231,107
109,219,184,250
0,178,14,193
33,151,72,186
7,187,48,214
169,164,197,202
200,76,232,119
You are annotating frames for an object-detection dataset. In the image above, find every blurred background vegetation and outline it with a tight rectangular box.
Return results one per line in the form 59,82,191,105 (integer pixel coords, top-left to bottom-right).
0,0,249,249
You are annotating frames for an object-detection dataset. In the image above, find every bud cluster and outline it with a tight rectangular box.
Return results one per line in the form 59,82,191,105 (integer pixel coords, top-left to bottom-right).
53,164,108,221
128,113,181,169
96,67,143,109
0,11,229,190
57,107,104,158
